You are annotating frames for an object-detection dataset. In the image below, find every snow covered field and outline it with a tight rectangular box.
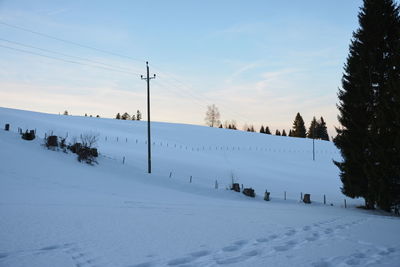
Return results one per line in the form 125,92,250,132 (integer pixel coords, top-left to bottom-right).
0,107,399,267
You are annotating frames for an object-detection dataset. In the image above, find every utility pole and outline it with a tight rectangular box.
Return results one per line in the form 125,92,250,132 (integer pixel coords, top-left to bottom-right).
313,118,316,161
141,61,156,173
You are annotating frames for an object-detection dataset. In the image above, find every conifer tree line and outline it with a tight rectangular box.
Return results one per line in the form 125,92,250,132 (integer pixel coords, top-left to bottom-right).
217,111,329,140
204,105,329,140
115,110,142,121
334,0,400,212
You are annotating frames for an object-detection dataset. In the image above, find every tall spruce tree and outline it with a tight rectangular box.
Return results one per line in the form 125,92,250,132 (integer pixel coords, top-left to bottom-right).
282,129,287,136
317,117,329,141
307,116,318,139
275,129,281,136
265,126,271,134
292,112,306,138
260,125,265,133
334,0,400,211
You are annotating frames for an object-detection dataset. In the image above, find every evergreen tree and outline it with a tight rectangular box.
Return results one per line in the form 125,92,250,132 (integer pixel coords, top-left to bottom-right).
265,126,271,134
115,113,121,120
85,113,87,117
292,112,306,138
282,129,287,136
260,125,265,133
63,110,68,115
131,114,136,120
317,117,329,141
288,129,293,137
96,115,100,118
275,129,281,136
307,117,318,139
334,0,400,211
121,112,130,120
136,110,142,121
219,124,223,128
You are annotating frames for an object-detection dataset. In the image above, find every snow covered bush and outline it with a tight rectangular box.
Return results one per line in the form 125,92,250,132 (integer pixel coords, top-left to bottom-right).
68,133,99,165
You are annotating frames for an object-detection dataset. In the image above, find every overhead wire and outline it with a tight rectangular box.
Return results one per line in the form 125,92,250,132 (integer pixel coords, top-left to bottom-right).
0,44,142,76
0,20,145,63
0,38,142,75
0,20,249,124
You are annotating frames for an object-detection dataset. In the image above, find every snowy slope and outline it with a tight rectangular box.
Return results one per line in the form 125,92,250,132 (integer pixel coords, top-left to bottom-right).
0,107,399,267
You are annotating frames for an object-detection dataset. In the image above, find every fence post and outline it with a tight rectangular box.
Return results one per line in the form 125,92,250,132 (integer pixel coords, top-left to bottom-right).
284,191,286,200
169,172,172,178
324,195,326,205
215,180,218,189
190,176,192,183
122,156,125,164
344,199,347,208
301,192,303,201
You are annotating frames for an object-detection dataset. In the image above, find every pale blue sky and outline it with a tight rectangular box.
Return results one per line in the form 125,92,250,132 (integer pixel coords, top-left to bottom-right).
0,0,363,135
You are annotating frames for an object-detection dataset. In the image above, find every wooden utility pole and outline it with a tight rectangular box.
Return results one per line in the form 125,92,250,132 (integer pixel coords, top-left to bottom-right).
141,61,156,173
313,117,316,161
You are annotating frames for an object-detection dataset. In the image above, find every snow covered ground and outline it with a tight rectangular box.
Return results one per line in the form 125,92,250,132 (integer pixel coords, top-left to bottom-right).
0,107,399,267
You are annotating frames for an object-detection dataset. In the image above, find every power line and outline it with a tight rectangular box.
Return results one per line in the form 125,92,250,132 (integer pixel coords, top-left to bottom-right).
0,44,141,76
0,20,250,123
0,20,145,63
0,38,142,75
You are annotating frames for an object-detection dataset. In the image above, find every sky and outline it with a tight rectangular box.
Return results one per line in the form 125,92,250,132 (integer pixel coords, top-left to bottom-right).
0,0,364,136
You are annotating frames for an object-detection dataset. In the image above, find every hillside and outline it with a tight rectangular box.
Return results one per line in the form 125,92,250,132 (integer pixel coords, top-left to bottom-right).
0,107,399,267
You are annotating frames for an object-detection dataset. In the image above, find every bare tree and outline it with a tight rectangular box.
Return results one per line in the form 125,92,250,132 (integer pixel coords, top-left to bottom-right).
205,104,221,127
80,133,99,148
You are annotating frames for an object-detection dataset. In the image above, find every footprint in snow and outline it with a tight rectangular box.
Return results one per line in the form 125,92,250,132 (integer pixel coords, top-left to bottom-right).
311,259,332,267
129,262,154,267
268,234,278,240
222,240,247,252
167,250,211,266
285,229,296,236
256,237,269,243
215,250,258,265
305,232,320,242
378,247,396,256
273,240,298,252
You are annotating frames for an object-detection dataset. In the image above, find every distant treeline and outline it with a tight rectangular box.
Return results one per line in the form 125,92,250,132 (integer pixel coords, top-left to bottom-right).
218,112,329,141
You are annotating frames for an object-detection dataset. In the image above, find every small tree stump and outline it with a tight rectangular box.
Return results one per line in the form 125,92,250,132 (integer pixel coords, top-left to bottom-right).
303,194,311,204
47,135,58,147
231,183,240,192
21,130,35,140
243,188,255,198
5,124,10,131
